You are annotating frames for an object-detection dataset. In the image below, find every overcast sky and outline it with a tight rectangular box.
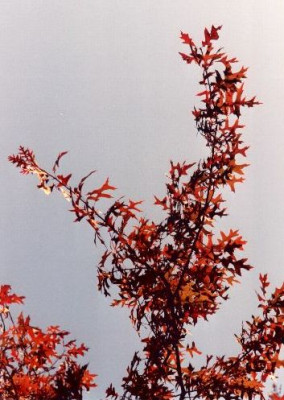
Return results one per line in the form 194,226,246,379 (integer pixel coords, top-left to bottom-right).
1,1,284,398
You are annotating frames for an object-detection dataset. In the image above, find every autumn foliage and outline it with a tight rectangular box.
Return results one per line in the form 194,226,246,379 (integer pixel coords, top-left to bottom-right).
0,285,96,399
8,26,283,399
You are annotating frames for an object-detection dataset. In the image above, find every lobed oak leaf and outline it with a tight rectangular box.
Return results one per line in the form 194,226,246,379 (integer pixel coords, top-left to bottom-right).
202,25,222,46
179,52,194,64
260,273,270,295
67,343,88,357
52,150,68,173
128,199,143,212
186,341,202,357
81,369,98,389
180,31,194,46
210,24,222,40
234,163,249,175
106,383,119,398
57,173,72,187
0,285,25,306
77,170,96,192
154,195,168,210
227,175,244,192
225,275,240,286
87,178,117,201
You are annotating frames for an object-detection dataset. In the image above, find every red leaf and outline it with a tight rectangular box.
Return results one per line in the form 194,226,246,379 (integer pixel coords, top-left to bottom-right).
0,285,25,306
52,151,68,173
154,196,168,210
87,178,117,201
179,52,194,64
180,31,194,46
78,170,96,192
57,173,72,187
202,25,222,46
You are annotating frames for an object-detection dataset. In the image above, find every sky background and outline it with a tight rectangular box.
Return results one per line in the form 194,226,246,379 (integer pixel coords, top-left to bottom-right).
1,1,284,398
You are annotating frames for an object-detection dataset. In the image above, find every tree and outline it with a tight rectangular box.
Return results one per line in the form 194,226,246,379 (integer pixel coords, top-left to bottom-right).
8,26,283,400
0,285,96,399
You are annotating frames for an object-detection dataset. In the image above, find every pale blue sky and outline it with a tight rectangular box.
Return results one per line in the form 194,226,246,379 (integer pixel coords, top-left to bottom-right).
1,1,284,398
